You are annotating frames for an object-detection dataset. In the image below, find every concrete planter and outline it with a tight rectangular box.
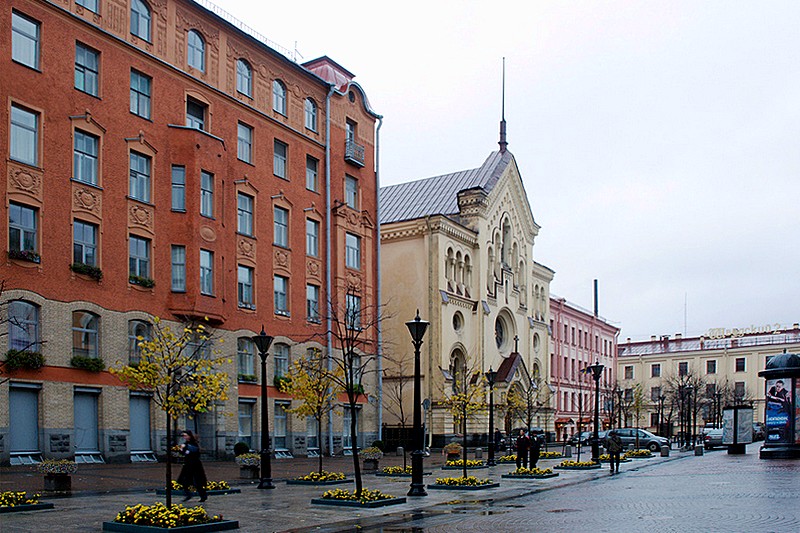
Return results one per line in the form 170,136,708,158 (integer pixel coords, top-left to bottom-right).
427,482,500,490
155,489,241,497
43,474,71,492
239,466,259,479
501,472,559,479
102,520,239,532
310,497,407,508
0,502,55,514
286,478,350,486
362,458,379,472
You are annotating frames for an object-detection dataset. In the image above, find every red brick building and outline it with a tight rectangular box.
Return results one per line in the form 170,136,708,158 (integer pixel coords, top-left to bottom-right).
1,0,380,463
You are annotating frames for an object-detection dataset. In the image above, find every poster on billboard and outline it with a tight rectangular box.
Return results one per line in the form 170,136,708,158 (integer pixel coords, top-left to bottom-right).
795,379,800,445
765,378,792,444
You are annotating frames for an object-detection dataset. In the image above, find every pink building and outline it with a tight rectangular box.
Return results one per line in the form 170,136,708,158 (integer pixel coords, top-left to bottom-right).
549,296,620,441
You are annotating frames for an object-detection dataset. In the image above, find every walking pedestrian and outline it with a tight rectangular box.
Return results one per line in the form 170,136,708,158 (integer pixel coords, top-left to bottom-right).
529,434,542,469
494,429,503,452
177,430,208,502
516,429,530,469
605,430,623,475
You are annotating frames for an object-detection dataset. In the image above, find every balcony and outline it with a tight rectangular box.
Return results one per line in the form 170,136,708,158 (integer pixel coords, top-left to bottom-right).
344,139,365,167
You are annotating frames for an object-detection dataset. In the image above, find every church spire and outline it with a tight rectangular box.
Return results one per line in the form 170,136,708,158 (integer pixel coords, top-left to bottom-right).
499,57,508,153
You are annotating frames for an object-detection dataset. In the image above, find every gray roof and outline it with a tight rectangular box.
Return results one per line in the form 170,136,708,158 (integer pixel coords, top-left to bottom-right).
379,150,513,224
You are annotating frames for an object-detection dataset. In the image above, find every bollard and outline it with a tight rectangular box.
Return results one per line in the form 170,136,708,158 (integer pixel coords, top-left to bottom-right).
474,447,483,459
396,446,404,457
660,445,670,457
694,444,704,456
564,445,572,458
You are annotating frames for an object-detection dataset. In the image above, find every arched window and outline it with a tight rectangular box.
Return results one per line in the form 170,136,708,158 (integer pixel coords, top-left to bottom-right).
501,219,511,266
131,0,151,41
187,30,205,72
9,300,40,351
445,248,454,281
304,98,317,131
272,80,286,115
450,349,465,395
464,254,472,288
128,319,151,364
455,251,463,285
236,59,252,97
72,311,99,358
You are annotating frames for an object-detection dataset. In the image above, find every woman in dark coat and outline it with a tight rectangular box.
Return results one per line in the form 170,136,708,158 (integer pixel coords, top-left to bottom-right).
177,430,208,502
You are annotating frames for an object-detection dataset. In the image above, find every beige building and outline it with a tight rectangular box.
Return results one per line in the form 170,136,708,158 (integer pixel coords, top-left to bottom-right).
616,325,800,435
379,147,554,447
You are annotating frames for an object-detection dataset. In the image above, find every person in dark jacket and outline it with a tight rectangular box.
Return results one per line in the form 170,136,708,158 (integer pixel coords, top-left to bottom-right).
529,434,542,469
604,430,623,475
177,430,208,502
516,429,530,469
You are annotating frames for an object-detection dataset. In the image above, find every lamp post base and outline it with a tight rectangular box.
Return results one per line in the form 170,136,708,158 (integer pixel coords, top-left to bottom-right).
407,450,427,497
258,478,275,489
487,442,496,466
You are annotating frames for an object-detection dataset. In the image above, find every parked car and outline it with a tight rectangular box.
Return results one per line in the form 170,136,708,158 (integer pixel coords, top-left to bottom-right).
570,430,607,447
612,428,670,452
704,428,724,449
752,422,765,441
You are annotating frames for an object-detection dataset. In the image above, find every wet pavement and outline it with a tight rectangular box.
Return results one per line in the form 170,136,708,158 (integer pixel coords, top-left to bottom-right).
1,444,797,532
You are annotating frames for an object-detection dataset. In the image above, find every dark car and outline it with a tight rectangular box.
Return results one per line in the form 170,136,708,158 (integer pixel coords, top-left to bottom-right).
704,428,724,449
570,430,607,447
612,428,669,452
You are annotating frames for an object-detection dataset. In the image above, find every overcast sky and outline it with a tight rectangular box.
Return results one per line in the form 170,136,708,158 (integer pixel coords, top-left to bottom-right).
221,0,799,342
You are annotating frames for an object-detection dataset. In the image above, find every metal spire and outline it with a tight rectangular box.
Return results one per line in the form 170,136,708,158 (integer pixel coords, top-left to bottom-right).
499,57,508,153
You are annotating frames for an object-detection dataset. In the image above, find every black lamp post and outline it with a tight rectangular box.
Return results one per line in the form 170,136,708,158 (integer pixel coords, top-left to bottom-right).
686,385,694,448
658,394,666,436
406,310,429,497
588,361,605,463
485,367,497,466
714,390,722,428
615,388,623,428
252,326,275,489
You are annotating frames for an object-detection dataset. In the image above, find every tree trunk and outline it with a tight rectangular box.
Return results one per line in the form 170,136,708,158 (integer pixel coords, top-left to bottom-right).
462,404,468,480
350,402,362,496
166,412,173,508
317,416,323,473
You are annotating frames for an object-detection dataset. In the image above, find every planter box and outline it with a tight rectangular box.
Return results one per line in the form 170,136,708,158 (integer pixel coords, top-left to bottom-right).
427,483,500,490
554,464,602,470
0,502,55,514
441,465,488,470
310,497,407,508
286,478,351,486
625,454,654,459
102,520,239,532
375,472,432,477
599,458,631,463
501,472,559,479
155,489,241,497
43,474,72,492
362,459,380,472
239,466,259,479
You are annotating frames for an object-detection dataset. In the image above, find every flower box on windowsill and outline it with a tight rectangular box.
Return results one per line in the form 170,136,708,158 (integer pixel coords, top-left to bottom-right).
70,355,105,372
8,249,41,264
238,374,257,383
4,350,45,371
70,262,103,281
129,275,155,288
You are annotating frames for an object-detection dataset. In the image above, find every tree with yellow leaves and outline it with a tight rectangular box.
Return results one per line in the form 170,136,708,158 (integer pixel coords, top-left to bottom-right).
440,358,487,479
277,347,343,473
110,317,230,507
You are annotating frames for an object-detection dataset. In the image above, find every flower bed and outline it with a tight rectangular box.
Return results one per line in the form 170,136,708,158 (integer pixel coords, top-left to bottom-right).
554,460,601,470
428,476,499,490
624,450,653,458
375,465,432,477
0,491,54,514
286,470,349,485
103,502,238,532
496,454,517,464
598,454,631,463
156,481,239,497
36,459,78,475
501,467,559,479
539,451,563,459
234,453,260,467
311,488,406,508
443,459,486,470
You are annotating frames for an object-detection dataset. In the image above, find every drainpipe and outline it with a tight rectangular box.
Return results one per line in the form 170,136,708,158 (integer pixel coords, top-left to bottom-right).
375,116,384,441
325,84,335,456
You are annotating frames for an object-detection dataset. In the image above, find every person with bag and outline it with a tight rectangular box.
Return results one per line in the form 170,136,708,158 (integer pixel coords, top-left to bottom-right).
177,430,208,502
605,430,623,475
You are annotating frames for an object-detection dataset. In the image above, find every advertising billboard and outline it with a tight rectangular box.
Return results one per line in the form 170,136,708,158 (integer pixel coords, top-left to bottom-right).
765,378,792,444
795,378,800,445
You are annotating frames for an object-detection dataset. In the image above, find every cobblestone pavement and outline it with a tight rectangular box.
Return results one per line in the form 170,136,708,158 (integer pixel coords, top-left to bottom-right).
1,444,797,532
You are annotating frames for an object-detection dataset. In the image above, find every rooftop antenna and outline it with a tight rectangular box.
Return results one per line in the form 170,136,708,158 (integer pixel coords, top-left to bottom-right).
499,57,508,153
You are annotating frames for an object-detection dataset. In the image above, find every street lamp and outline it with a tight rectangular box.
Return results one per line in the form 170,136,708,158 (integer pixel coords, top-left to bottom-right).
406,310,429,497
615,387,623,428
252,326,275,489
658,394,666,437
588,361,605,463
485,367,497,466
685,385,694,448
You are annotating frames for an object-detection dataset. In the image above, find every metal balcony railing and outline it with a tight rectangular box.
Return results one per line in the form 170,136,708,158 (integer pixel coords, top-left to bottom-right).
344,140,365,167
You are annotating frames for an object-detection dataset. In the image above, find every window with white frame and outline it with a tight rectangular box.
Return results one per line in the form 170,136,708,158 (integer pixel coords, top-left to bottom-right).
306,156,318,192
75,43,99,96
678,361,688,376
129,151,151,202
273,140,287,179
735,357,746,372
651,363,661,378
77,0,99,13
130,0,151,41
306,284,319,322
651,386,662,402
8,300,39,352
73,130,99,185
186,97,206,130
624,365,633,380
73,220,98,266
129,235,150,279
237,265,254,309
130,69,151,119
200,170,214,217
238,400,254,448
128,320,150,364
237,122,253,163
10,104,39,166
345,233,360,270
171,245,186,291
304,98,317,131
306,219,319,256
12,11,40,69
274,206,288,247
306,417,318,449
187,30,205,72
200,249,214,295
236,59,252,97
346,293,361,330
171,166,185,211
706,360,717,374
272,80,286,114
274,401,289,449
274,275,288,316
72,311,99,358
9,202,37,255
734,381,745,400
237,193,253,235
273,343,289,378
345,175,358,209
237,337,255,378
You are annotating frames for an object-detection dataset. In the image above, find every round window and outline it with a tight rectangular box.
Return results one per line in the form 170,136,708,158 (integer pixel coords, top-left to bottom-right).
453,311,463,332
348,91,356,103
